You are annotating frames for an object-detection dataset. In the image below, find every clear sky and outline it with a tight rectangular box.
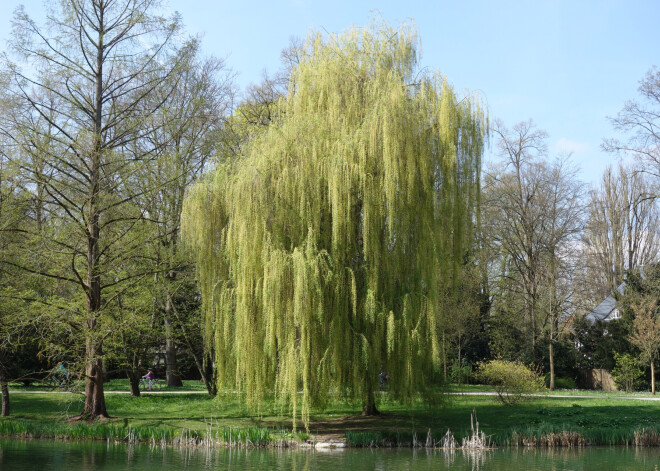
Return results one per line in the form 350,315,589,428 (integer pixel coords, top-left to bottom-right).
1,0,659,186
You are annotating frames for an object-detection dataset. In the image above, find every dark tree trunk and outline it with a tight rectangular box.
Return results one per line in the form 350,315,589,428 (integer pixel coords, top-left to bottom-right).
202,352,217,396
1,382,9,417
1,366,9,416
361,377,379,416
169,297,215,396
350,198,378,417
127,370,141,397
442,333,448,382
77,4,109,422
79,339,109,419
457,339,463,386
0,351,7,416
164,310,182,387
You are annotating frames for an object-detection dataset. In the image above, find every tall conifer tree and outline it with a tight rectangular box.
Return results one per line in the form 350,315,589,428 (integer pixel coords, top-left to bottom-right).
2,0,185,418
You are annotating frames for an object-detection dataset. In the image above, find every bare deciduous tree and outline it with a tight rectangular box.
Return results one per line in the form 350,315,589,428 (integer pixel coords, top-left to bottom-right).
583,163,660,301
603,67,660,182
484,119,584,389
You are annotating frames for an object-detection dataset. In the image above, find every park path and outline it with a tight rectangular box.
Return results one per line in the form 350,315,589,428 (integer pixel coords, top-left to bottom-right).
10,390,660,401
447,391,660,401
10,389,209,394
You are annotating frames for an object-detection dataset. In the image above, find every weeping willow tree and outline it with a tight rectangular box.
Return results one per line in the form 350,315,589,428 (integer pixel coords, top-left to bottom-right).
182,21,487,428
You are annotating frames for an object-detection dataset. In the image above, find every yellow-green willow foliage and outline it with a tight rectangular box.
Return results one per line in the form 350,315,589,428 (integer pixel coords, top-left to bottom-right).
182,21,487,428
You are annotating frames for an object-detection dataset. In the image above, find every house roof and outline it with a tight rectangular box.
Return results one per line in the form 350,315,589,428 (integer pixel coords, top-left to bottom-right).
584,282,626,323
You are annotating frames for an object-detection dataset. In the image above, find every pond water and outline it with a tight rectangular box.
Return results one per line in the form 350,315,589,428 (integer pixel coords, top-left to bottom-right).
1,439,659,470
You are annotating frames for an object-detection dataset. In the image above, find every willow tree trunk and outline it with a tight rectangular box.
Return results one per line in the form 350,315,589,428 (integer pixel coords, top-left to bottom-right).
202,353,217,396
187,346,215,396
361,376,379,416
353,198,379,416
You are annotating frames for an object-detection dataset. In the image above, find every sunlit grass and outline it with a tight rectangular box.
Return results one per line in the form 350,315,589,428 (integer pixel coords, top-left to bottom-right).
8,378,208,392
2,387,659,447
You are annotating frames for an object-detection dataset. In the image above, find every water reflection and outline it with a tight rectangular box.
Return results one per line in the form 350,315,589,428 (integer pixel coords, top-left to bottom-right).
1,439,660,470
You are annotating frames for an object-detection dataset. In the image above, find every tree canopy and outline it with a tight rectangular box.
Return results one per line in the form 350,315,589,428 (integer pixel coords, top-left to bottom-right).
182,21,488,427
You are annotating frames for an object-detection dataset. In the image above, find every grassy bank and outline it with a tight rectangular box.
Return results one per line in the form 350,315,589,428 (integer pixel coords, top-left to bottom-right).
2,387,660,447
0,419,303,447
338,394,660,447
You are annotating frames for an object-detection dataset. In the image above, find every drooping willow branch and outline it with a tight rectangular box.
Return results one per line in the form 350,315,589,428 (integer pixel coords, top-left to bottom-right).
182,20,488,428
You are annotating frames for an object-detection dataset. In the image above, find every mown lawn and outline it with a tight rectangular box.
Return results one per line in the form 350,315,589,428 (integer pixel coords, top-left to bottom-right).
3,386,660,444
8,378,208,392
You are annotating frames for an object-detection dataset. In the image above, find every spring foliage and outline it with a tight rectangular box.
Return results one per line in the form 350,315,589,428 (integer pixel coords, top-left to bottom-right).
182,21,487,427
477,360,545,405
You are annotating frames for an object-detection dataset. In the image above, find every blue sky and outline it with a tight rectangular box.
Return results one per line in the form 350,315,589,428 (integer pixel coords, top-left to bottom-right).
1,0,659,185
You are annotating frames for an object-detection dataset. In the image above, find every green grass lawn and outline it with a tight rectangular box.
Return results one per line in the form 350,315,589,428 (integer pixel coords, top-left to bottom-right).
12,379,658,397
8,378,208,392
446,383,660,398
5,391,268,431
2,386,660,446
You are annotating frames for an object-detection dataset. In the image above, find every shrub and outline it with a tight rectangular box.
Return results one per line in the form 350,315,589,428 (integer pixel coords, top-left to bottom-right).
477,359,545,405
450,360,473,385
611,352,643,392
554,377,577,389
544,374,577,389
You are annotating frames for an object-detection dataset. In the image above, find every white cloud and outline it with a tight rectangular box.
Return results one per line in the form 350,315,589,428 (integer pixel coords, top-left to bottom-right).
555,138,589,155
